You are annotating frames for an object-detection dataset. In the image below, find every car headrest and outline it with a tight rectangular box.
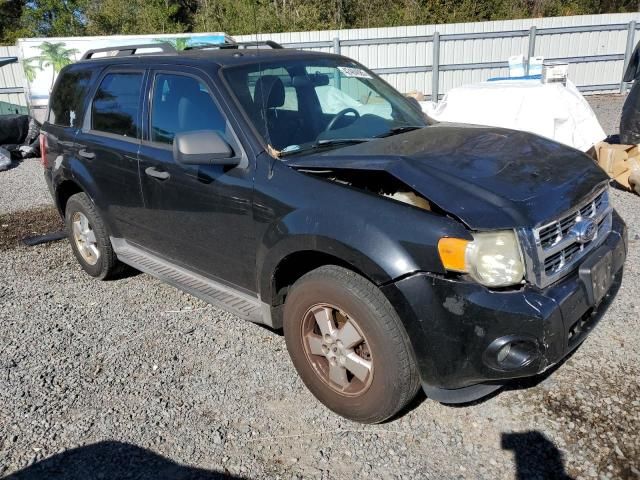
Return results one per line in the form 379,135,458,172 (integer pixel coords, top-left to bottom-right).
254,75,285,110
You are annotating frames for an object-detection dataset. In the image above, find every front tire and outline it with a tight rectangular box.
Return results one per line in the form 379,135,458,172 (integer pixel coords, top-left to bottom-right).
283,265,420,423
65,192,121,279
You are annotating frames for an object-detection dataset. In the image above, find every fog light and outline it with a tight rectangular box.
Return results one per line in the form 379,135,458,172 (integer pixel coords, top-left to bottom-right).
484,336,540,372
496,343,511,363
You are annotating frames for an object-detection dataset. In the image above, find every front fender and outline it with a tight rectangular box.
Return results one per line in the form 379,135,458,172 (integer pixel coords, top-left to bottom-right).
256,204,470,302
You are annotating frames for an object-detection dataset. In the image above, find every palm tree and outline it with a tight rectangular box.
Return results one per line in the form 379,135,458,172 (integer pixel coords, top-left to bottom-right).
156,37,190,51
28,42,80,89
21,59,41,83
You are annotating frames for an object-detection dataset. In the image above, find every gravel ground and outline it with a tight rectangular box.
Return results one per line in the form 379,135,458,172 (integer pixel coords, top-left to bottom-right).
587,94,624,137
1,95,639,479
0,159,51,215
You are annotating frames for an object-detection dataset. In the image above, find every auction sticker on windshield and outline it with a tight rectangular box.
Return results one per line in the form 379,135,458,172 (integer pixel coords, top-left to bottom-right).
338,66,372,78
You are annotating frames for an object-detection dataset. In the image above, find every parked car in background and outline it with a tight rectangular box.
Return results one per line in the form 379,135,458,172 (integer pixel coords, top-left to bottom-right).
41,41,627,423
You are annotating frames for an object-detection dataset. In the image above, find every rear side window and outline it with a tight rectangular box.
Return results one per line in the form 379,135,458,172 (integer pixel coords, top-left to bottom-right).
150,73,226,145
49,68,95,127
91,72,143,138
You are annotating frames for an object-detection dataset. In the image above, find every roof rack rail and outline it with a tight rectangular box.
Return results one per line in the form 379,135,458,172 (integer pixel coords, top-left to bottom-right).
81,42,177,60
185,40,284,51
0,57,18,68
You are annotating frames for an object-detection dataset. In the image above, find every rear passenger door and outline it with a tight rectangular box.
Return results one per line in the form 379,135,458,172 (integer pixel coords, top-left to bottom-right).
73,67,146,241
43,66,96,183
136,67,256,291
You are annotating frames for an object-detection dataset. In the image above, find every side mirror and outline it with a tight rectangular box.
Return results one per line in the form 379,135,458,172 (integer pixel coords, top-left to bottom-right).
173,130,239,166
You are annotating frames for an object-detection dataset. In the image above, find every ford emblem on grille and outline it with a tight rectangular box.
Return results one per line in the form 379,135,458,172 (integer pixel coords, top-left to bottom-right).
570,219,598,244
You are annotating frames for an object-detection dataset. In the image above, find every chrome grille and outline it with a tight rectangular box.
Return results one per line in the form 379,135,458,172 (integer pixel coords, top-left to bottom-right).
522,187,612,288
537,190,607,250
542,213,611,275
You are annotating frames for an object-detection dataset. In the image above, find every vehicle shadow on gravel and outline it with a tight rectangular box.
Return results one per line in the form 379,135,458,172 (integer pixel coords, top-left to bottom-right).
3,441,246,479
502,431,573,480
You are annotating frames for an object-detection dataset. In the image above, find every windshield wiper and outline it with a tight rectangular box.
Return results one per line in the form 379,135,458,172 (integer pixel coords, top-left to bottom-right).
280,138,372,157
376,125,424,138
315,138,372,146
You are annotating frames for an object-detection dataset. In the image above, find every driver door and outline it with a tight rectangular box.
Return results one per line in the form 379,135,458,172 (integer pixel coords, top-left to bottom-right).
136,67,257,291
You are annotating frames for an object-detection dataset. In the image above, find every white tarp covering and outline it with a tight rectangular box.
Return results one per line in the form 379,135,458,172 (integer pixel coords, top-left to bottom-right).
420,79,606,152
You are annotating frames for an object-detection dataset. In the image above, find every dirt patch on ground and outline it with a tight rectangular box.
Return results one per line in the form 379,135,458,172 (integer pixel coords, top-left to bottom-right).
0,206,64,251
541,364,640,479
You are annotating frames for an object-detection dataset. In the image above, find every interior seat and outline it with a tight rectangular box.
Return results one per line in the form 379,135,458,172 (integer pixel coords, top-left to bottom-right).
253,75,298,150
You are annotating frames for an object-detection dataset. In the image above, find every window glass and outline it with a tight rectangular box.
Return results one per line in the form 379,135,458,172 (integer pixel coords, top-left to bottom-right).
91,72,143,138
306,66,392,118
223,59,425,153
151,73,226,145
248,67,298,111
49,68,95,127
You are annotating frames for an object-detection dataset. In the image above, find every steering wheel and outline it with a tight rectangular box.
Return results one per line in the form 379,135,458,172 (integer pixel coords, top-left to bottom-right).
324,108,360,132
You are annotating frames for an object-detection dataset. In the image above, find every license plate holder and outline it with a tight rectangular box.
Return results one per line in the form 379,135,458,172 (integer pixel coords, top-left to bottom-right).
579,248,614,306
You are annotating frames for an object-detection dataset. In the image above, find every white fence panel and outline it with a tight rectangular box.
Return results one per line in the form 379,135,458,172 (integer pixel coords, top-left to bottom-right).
2,12,640,109
237,12,640,98
0,45,28,112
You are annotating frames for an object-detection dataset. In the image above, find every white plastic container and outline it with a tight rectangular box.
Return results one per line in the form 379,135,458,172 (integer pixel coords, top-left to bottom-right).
508,54,526,77
528,56,544,76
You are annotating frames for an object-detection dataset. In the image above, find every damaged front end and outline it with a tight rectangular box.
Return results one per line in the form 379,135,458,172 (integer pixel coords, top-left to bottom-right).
378,209,627,404
279,125,626,403
292,167,433,212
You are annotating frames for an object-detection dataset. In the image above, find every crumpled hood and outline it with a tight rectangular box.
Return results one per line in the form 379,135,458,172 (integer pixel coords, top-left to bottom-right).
287,123,609,229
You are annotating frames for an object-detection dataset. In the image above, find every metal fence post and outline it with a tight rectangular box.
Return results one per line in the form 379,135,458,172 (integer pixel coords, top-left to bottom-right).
432,31,440,101
333,36,341,55
526,26,537,76
621,21,636,94
333,37,342,88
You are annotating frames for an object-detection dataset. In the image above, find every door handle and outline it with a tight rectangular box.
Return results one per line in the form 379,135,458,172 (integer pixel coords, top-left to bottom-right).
78,149,95,160
145,166,170,180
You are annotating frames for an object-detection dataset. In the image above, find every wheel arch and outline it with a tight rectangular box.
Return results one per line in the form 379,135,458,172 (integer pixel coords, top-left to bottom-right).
258,228,410,310
268,249,377,307
55,179,84,216
52,160,114,233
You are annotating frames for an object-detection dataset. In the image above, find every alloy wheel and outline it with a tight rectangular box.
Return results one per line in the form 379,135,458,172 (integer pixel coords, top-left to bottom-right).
71,211,100,266
301,303,374,396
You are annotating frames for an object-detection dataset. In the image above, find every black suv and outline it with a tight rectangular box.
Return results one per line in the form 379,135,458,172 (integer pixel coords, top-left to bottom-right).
42,41,627,423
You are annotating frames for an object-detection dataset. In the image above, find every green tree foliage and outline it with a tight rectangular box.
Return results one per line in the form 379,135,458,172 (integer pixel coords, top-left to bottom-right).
86,0,186,35
1,0,638,45
0,0,28,44
20,0,87,36
27,40,79,87
21,58,42,82
158,37,190,50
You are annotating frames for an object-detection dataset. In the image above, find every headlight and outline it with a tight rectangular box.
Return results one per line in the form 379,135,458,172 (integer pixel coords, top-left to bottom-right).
438,230,525,287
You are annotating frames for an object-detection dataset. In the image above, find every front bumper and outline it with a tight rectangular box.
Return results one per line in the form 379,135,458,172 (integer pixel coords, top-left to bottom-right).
381,210,628,403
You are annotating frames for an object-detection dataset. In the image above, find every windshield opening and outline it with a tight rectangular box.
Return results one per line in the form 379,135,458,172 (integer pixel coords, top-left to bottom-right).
222,57,428,156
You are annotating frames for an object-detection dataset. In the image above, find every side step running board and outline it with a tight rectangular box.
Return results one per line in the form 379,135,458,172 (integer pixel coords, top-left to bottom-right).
111,238,274,327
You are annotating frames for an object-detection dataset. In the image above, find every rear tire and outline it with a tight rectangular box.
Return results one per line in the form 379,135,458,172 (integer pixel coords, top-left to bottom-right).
65,192,122,280
283,265,420,423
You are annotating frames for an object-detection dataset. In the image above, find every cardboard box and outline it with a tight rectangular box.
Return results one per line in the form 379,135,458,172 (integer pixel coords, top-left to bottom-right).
629,171,640,194
405,90,425,101
595,142,640,193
